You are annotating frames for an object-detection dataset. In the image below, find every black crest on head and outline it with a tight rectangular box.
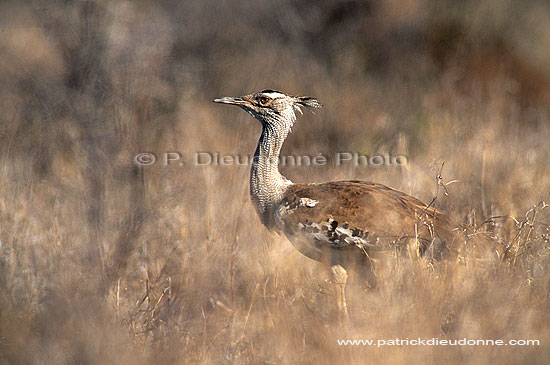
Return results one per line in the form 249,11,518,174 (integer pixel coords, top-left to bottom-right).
260,89,283,94
295,96,322,110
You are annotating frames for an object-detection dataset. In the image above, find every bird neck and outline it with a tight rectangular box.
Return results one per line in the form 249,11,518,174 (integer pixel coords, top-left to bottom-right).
250,123,292,225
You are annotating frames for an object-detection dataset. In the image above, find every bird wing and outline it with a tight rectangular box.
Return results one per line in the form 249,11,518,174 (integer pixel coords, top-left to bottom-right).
276,180,456,261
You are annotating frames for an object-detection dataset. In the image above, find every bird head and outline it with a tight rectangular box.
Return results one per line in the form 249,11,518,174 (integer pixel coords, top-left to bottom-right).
213,89,321,130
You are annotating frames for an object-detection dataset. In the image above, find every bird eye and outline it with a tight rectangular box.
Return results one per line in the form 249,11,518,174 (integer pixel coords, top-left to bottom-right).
258,96,270,105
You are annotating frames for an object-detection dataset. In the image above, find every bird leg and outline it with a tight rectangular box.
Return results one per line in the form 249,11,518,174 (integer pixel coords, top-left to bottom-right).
330,264,349,322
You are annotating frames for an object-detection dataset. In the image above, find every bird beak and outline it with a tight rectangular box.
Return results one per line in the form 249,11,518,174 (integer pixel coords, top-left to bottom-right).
213,96,247,105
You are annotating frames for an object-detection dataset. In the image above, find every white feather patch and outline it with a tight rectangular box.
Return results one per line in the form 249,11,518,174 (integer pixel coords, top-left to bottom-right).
262,92,286,99
299,198,318,207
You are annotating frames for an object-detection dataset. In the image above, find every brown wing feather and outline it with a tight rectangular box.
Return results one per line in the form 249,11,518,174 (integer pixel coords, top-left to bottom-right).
276,181,458,261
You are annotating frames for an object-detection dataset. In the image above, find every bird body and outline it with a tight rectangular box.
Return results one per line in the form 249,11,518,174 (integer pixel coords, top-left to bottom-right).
276,180,456,262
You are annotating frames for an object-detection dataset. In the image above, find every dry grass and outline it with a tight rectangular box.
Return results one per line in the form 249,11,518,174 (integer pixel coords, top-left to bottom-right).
0,0,549,363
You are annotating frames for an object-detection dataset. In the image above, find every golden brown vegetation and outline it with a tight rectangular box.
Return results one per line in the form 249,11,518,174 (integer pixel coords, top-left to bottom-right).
0,1,549,363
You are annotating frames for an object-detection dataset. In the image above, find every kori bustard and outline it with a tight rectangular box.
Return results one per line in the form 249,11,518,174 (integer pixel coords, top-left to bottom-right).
214,89,500,317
